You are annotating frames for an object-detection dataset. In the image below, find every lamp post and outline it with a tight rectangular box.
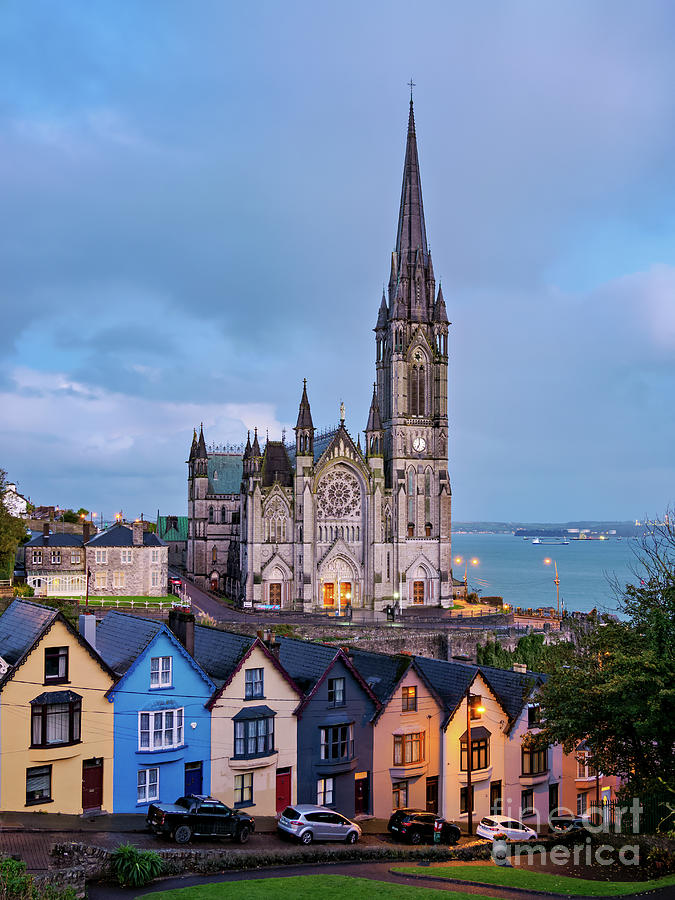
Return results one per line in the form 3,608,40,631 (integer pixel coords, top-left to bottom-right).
465,687,486,835
543,559,561,616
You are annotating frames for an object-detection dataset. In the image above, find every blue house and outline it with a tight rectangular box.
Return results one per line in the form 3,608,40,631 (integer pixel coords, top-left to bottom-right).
277,637,380,818
94,610,215,813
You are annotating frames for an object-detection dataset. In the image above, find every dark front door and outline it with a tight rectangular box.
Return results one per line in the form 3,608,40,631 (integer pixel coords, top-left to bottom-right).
184,761,203,796
549,782,559,815
82,758,103,811
354,773,369,815
490,780,502,815
276,768,291,814
426,776,439,813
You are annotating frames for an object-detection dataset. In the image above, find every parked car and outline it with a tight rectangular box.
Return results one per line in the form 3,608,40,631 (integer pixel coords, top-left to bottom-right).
549,815,592,836
476,815,537,841
277,805,361,845
147,794,255,844
388,809,461,845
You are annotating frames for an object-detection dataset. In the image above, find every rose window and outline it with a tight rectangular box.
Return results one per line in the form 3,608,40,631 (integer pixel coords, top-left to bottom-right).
317,468,361,519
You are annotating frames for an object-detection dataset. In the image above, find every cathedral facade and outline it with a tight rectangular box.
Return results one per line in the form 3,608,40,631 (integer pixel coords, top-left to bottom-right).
187,100,461,611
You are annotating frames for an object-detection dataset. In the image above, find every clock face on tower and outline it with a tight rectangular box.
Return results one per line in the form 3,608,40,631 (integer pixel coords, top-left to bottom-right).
413,436,426,453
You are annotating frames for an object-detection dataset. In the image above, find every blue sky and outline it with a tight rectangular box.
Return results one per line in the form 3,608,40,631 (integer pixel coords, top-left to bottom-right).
2,1,674,521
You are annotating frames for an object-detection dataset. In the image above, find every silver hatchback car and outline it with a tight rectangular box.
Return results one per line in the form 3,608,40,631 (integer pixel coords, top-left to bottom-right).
277,804,362,845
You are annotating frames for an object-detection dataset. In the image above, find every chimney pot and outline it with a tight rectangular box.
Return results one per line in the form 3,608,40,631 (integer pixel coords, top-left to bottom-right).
169,609,195,657
82,523,91,544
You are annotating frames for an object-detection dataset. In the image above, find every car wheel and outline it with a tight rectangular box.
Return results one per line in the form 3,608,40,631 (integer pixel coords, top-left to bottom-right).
237,825,251,844
345,831,358,844
409,829,423,845
173,825,192,844
300,830,313,845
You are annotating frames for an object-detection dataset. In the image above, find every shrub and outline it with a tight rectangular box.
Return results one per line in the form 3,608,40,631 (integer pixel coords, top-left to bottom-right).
110,843,163,888
646,845,675,877
12,585,35,598
0,856,77,900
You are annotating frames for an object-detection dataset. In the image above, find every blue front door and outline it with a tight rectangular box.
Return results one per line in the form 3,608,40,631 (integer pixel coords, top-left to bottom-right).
184,761,203,796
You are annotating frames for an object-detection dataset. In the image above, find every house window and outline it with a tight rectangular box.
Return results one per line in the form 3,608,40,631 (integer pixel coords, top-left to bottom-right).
31,697,81,747
577,792,588,816
137,767,159,803
576,751,598,779
95,572,106,588
460,785,475,814
139,709,184,750
328,677,345,707
234,717,274,758
317,777,334,806
392,780,408,809
527,704,541,727
150,656,172,688
394,732,425,765
521,788,534,817
401,686,417,711
460,736,489,771
32,549,42,565
234,773,253,806
320,724,354,761
26,765,52,805
50,550,61,565
522,746,548,775
70,551,81,565
245,668,264,700
113,571,125,588
151,549,159,563
44,647,68,683
95,549,107,564
121,549,132,564
151,571,159,587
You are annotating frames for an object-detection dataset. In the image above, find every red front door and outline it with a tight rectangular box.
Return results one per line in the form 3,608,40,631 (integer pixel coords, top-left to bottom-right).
82,758,103,811
276,769,291,814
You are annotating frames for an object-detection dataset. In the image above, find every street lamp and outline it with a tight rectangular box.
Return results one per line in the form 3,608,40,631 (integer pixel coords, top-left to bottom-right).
465,688,486,835
543,559,561,616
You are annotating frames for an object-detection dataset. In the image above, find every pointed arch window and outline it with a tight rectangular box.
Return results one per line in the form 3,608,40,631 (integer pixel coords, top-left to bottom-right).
407,468,415,536
212,546,217,563
409,351,427,417
221,506,227,524
208,506,214,524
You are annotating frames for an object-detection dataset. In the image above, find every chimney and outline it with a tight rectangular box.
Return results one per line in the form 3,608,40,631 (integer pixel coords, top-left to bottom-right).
132,521,143,546
512,662,527,674
82,523,91,544
169,609,195,657
43,522,50,545
79,614,97,651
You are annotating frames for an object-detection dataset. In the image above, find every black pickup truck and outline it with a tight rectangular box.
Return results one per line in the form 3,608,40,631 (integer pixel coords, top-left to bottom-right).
147,794,255,844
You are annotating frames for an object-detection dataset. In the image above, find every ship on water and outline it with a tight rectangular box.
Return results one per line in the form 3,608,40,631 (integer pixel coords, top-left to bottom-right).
531,537,569,545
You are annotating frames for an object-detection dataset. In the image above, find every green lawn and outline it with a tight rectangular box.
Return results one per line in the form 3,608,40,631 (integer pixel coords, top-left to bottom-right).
144,875,493,900
79,596,174,606
393,864,675,896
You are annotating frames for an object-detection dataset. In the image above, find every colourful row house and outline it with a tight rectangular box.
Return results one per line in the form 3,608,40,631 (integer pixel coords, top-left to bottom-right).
0,599,115,813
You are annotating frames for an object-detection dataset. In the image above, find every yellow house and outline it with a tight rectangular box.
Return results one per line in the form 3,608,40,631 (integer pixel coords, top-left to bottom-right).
0,600,115,813
207,638,302,816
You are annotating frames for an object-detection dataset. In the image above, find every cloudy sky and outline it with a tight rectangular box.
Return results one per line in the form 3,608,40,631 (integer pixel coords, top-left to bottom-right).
2,1,674,522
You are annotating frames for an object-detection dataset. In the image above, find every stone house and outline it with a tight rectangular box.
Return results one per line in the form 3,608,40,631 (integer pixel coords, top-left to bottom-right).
24,524,90,597
86,523,168,597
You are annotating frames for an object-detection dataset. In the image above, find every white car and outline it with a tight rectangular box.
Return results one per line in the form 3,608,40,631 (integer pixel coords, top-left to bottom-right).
476,815,537,841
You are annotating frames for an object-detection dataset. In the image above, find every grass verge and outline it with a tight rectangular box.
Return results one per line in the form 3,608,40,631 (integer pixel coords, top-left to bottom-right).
393,864,675,896
144,874,493,900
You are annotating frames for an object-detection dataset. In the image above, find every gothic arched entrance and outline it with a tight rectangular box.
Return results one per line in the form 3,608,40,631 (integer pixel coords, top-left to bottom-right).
318,554,361,612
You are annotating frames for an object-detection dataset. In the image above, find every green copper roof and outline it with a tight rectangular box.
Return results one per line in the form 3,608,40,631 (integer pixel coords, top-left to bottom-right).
158,516,189,542
208,454,243,494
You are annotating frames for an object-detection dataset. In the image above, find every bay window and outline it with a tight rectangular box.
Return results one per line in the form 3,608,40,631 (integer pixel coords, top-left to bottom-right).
139,708,183,750
31,692,81,747
394,732,425,765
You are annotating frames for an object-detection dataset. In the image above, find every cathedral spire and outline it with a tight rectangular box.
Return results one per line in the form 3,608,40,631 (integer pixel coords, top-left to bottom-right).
295,378,314,430
366,383,383,433
196,423,207,459
189,428,198,461
396,97,428,261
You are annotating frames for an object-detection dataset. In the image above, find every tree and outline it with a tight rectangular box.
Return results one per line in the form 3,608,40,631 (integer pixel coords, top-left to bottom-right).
0,469,28,578
533,515,675,796
61,509,79,523
76,507,89,517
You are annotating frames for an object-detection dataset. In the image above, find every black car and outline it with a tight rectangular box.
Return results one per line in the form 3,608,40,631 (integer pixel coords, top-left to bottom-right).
147,794,255,844
549,815,592,836
388,809,461,845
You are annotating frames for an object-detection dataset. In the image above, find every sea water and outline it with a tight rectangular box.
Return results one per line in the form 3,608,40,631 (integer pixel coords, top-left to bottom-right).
451,533,642,615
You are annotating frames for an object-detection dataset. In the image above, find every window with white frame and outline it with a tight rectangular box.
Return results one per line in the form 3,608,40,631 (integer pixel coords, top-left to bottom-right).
245,668,264,699
121,549,132,564
151,549,159,563
139,709,184,750
151,571,159,587
234,772,253,805
113,571,125,588
95,572,106,588
50,550,61,565
31,549,42,565
95,549,107,564
328,677,345,707
317,777,334,806
150,656,172,688
577,792,588,816
137,767,159,803
234,716,274,757
70,551,81,564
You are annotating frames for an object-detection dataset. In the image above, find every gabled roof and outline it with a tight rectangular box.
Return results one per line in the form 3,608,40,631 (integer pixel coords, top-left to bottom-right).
0,599,58,666
157,516,189,542
478,664,542,722
86,524,164,547
261,442,293,488
26,533,84,547
348,647,409,705
193,625,255,687
206,637,302,709
208,455,243,494
313,423,370,479
96,610,215,692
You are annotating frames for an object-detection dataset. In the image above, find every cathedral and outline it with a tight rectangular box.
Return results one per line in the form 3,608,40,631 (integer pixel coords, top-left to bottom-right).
187,99,462,612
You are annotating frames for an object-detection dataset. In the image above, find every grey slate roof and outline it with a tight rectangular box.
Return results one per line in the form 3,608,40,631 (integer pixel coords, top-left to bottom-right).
261,442,293,488
207,455,243,494
26,533,84,547
348,648,409,705
277,636,339,695
478,664,541,721
0,599,58,666
193,625,254,687
96,610,164,675
87,524,164,547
